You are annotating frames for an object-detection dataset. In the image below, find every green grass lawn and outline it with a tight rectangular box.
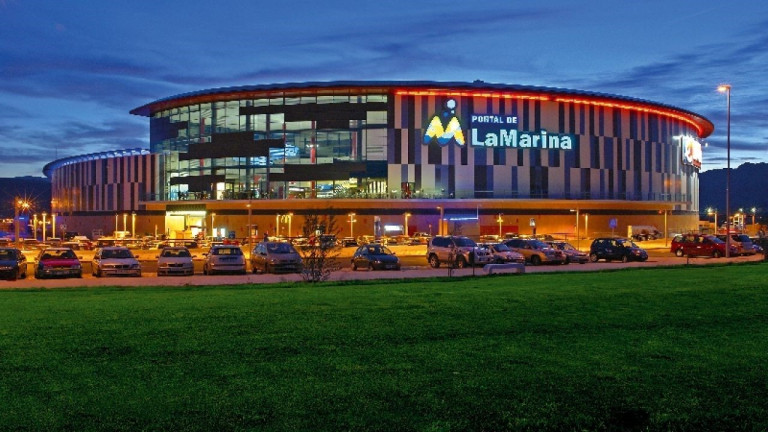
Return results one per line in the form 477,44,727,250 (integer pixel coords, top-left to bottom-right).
2,263,767,431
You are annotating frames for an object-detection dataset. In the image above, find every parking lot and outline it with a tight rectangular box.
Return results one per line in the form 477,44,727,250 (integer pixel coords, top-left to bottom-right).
4,239,764,289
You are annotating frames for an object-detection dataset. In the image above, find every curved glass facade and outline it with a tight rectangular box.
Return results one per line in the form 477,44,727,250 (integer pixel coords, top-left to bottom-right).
149,91,391,201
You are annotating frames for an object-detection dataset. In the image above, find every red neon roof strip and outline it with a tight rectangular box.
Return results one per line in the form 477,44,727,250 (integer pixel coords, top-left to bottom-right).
396,89,709,137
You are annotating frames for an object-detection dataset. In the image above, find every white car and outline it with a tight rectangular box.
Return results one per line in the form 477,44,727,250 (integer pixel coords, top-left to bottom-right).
156,247,195,276
92,246,142,277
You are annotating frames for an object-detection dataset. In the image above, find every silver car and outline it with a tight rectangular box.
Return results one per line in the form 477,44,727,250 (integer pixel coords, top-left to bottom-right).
92,246,142,277
203,245,246,275
156,247,195,276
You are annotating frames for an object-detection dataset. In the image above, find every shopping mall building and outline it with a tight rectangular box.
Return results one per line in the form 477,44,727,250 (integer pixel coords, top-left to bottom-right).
43,81,713,242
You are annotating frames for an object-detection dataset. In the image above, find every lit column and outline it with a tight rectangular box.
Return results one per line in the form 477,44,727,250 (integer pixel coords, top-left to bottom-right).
584,213,589,241
288,212,293,238
247,203,252,244
132,212,136,238
437,206,444,236
42,212,47,243
115,213,119,235
718,84,731,257
570,209,580,249
404,212,411,236
32,214,38,241
123,213,128,233
348,212,356,238
52,213,57,239
275,214,280,237
211,213,216,238
497,213,503,237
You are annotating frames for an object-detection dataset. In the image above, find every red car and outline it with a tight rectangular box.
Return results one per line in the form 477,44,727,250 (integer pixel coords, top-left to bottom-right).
34,247,83,279
670,234,736,258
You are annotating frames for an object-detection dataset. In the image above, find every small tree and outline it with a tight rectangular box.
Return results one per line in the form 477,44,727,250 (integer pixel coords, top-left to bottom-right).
299,211,342,283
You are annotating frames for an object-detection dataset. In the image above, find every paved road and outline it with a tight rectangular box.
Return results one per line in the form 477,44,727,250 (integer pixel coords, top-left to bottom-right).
5,245,764,289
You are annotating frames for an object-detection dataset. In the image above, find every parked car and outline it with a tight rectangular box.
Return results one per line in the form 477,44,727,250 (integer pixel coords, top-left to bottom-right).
588,237,648,263
34,247,83,279
670,234,735,258
341,237,358,247
426,236,493,268
203,245,246,275
503,238,566,265
715,234,755,256
480,243,526,264
351,244,401,270
250,241,302,274
156,246,195,276
547,241,588,264
0,247,27,280
92,246,142,277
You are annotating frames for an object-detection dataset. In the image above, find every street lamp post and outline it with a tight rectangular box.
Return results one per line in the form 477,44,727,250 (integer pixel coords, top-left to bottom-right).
32,214,38,241
570,209,580,249
14,198,30,247
211,213,216,239
584,213,589,242
246,203,252,244
497,213,503,237
751,207,757,228
115,214,119,236
718,84,731,257
123,213,128,234
131,212,136,238
52,213,57,239
707,208,718,233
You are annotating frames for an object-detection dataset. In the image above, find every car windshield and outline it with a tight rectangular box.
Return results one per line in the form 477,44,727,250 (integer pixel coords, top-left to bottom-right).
161,248,191,258
454,237,477,247
493,243,511,252
365,245,392,255
737,235,751,242
528,240,548,250
616,239,639,248
267,243,296,254
43,249,76,259
0,250,14,260
103,249,133,259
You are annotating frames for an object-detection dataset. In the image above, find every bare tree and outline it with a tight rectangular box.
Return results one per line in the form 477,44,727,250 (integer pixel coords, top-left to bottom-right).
298,211,342,283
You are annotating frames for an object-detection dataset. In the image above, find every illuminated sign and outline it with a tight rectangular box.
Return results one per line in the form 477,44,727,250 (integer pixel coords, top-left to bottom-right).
424,99,465,146
424,99,576,151
471,115,575,150
681,136,702,170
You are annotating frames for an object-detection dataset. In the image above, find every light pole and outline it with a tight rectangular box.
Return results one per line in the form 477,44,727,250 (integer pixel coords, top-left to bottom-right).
123,213,128,234
115,213,119,236
14,198,30,246
287,213,293,238
131,212,136,238
211,213,216,239
751,207,757,228
348,212,356,238
707,207,718,233
52,213,57,239
718,84,731,257
32,214,38,241
496,213,503,237
275,213,281,237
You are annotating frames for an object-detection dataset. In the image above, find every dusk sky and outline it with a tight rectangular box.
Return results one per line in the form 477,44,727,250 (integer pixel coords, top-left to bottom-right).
1,0,766,178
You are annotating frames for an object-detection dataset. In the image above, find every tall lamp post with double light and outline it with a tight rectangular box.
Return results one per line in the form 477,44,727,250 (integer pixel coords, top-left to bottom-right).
718,84,731,257
348,212,356,238
14,198,31,247
707,207,718,233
